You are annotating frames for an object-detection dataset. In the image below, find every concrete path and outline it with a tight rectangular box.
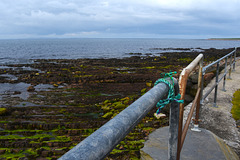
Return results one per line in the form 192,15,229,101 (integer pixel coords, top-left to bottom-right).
141,58,240,160
196,58,240,156
141,126,238,160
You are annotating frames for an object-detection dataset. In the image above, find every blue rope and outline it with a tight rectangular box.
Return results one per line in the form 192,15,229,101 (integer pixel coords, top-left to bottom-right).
154,71,184,114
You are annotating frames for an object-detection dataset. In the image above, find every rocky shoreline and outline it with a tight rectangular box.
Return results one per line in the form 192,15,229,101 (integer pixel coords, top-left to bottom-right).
0,48,238,159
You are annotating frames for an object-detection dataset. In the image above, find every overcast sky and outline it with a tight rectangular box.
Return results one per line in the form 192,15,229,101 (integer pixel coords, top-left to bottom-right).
0,0,240,39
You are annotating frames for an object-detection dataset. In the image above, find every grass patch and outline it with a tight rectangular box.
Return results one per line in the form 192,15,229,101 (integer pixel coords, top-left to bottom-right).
231,89,240,120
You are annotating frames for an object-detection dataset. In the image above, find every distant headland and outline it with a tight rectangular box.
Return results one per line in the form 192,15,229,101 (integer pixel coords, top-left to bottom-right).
208,38,240,40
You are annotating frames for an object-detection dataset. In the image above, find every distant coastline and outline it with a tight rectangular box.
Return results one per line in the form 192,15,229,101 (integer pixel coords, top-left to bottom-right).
208,38,240,40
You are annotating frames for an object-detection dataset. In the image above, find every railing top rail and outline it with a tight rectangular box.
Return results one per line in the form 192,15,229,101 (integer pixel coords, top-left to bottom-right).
178,53,203,98
59,78,178,160
182,54,204,72
203,49,235,71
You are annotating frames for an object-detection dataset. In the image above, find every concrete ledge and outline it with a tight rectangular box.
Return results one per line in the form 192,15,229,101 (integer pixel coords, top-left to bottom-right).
141,126,239,160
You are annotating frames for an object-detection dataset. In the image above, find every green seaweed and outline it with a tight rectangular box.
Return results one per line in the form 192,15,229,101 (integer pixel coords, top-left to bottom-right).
178,57,193,63
0,108,7,115
0,135,23,139
102,112,113,119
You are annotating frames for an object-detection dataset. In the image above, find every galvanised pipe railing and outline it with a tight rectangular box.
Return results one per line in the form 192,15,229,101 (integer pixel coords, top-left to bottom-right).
177,47,238,160
59,78,180,160
201,47,238,107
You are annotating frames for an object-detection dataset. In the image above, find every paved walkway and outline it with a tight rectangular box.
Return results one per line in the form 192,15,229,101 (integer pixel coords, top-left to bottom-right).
141,126,238,160
197,58,240,156
141,58,240,160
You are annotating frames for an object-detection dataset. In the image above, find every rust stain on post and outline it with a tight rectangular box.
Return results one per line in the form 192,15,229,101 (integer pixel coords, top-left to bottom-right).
177,54,203,160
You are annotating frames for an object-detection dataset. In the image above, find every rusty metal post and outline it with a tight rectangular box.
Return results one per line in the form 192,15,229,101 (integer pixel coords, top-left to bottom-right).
200,69,205,105
177,54,203,160
213,62,220,108
177,74,188,160
181,89,201,148
191,57,203,132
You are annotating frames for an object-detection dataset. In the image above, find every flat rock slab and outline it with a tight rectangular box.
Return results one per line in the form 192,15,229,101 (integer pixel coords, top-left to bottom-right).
141,126,239,160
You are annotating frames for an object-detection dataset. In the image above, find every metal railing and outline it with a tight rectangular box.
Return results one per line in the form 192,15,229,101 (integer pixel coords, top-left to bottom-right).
177,54,204,160
59,78,180,160
59,47,238,160
177,47,238,160
201,47,238,107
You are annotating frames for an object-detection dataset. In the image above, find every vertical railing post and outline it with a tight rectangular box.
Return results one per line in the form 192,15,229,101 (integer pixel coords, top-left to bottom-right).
222,57,228,92
228,53,233,79
213,62,220,108
191,57,203,132
233,47,237,71
168,80,180,160
176,54,203,160
200,69,205,105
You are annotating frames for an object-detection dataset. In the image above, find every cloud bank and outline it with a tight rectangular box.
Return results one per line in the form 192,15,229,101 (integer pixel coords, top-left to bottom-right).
0,0,239,39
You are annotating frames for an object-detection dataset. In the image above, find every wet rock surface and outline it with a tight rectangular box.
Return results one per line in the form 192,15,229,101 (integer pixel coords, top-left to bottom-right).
0,48,238,159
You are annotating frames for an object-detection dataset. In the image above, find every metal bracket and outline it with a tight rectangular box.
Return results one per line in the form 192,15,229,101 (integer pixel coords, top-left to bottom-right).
221,89,227,92
212,103,218,108
191,124,201,132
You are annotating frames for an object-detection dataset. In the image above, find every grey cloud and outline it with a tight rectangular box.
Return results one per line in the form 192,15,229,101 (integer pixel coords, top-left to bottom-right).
0,0,239,38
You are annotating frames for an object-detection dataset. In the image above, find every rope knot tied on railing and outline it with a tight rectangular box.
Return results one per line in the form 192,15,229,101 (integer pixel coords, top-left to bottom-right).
154,71,184,114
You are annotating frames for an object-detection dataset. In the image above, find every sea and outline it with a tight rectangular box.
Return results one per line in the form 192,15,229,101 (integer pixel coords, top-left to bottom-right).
0,38,239,65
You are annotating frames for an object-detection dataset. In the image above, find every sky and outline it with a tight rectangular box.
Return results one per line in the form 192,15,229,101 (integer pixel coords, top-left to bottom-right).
0,0,240,39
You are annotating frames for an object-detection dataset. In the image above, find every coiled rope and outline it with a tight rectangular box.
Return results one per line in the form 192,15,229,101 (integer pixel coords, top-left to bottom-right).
154,71,184,114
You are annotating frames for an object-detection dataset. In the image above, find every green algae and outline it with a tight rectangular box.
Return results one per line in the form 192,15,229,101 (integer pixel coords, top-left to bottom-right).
178,57,193,63
231,89,240,120
0,148,38,159
144,66,156,69
159,65,174,69
0,152,25,159
141,88,147,95
97,96,134,119
102,111,113,119
0,108,7,115
0,121,9,123
0,135,23,139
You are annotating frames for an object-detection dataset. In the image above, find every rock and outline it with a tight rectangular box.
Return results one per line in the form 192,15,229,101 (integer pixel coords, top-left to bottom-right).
36,158,49,160
53,149,65,155
184,94,194,103
187,84,198,97
0,149,5,154
27,85,35,92
189,72,199,84
13,91,21,95
204,72,215,84
19,157,29,160
41,150,51,157
11,148,21,153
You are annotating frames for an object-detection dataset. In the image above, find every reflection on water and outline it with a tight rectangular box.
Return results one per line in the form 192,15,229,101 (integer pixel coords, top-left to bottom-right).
0,83,53,100
0,74,18,80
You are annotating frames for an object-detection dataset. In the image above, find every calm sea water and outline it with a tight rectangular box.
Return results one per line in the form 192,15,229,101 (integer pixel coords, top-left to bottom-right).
0,38,239,64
